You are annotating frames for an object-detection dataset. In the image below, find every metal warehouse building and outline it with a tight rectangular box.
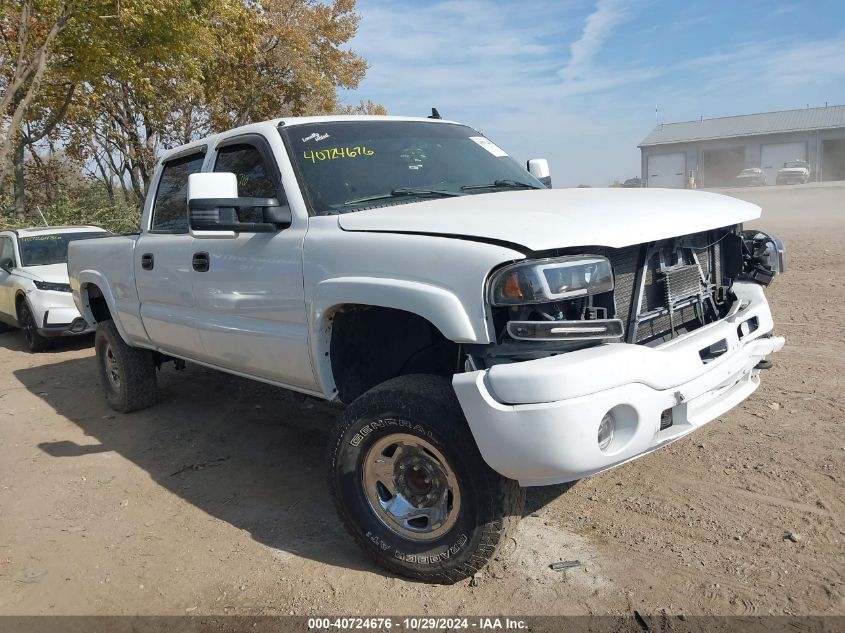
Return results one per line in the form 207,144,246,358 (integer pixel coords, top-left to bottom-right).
639,104,845,188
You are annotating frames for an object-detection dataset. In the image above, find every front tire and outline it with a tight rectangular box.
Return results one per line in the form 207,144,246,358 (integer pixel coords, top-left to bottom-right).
95,320,157,413
18,301,50,352
328,374,525,584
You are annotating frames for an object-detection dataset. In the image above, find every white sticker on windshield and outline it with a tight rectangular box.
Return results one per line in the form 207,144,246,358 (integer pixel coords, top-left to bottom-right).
469,136,508,157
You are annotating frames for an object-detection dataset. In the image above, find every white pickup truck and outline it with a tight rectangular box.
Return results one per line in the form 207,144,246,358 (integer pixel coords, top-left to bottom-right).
67,115,785,584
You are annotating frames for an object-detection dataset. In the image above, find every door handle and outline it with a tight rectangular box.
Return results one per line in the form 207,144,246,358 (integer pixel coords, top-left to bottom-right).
192,252,209,272
141,253,154,270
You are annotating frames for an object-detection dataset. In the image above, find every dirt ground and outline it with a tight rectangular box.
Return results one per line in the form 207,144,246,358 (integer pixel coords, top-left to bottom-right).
0,183,842,617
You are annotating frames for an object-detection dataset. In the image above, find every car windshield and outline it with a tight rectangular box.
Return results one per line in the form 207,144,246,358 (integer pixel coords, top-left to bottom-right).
739,169,758,175
281,121,545,215
784,161,806,168
18,231,106,267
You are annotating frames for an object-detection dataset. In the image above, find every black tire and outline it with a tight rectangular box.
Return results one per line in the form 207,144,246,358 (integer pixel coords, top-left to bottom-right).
18,301,50,352
328,374,525,584
95,320,157,413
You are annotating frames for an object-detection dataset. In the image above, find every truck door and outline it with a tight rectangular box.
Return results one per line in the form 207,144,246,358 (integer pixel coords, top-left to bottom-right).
135,150,206,358
191,135,315,390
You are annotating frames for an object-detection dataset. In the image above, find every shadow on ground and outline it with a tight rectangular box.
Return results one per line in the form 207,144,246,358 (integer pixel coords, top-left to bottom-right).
13,354,381,575
14,351,574,578
0,329,93,353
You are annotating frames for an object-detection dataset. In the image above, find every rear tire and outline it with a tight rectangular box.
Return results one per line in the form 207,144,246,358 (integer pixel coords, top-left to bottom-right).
18,301,50,352
95,320,157,413
328,374,525,584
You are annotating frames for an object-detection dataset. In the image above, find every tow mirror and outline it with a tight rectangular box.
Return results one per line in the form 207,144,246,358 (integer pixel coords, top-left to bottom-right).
527,158,552,188
0,257,13,272
187,172,292,238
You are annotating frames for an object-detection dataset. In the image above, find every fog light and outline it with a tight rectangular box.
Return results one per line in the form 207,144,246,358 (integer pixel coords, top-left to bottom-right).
597,413,615,452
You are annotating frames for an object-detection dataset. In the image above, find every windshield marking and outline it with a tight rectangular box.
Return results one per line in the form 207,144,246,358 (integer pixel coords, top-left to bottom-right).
302,132,330,142
303,146,375,162
468,136,508,157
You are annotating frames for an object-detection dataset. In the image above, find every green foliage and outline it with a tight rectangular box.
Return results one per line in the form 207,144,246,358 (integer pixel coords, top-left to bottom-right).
0,152,140,233
0,188,140,234
0,189,139,234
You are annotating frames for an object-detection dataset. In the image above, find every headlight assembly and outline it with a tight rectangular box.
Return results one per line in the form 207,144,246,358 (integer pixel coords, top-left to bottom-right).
33,281,72,292
488,255,614,306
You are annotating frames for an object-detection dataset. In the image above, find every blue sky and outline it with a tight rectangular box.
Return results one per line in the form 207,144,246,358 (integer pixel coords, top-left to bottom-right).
342,0,845,186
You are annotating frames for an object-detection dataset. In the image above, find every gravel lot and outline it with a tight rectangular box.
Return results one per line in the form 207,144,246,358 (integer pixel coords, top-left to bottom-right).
0,183,842,617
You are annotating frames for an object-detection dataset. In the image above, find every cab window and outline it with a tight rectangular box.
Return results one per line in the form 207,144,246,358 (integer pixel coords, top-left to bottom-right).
214,143,280,223
150,152,206,233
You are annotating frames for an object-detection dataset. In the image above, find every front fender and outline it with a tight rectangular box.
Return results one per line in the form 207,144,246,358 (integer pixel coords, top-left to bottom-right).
75,271,148,346
309,276,483,396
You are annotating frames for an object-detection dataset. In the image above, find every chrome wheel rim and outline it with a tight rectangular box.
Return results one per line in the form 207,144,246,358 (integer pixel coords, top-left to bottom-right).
104,344,121,389
361,432,460,541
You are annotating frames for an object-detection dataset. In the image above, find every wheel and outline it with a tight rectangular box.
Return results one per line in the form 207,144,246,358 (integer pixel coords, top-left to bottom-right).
18,301,50,352
95,320,157,413
328,374,525,584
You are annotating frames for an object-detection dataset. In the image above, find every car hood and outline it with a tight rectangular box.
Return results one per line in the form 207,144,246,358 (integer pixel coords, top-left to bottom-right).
778,167,808,174
337,188,761,251
15,263,70,284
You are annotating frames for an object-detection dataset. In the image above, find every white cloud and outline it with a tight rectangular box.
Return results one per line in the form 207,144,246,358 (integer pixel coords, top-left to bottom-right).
344,2,845,185
559,0,629,81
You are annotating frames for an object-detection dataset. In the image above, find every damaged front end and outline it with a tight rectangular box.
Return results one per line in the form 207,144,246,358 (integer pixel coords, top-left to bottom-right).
469,225,785,367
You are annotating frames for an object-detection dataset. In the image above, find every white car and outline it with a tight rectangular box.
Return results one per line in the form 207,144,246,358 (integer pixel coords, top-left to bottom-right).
66,115,785,583
776,159,810,185
0,226,108,351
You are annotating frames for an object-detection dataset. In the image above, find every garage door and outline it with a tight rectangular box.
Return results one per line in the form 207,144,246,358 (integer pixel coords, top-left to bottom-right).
647,153,686,188
761,142,806,185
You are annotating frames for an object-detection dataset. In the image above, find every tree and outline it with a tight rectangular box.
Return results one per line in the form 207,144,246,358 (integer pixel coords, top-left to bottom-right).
205,0,368,129
0,0,73,194
2,0,380,225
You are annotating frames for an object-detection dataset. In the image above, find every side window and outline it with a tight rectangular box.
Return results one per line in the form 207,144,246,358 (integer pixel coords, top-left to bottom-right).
150,152,205,233
214,144,278,198
0,237,15,266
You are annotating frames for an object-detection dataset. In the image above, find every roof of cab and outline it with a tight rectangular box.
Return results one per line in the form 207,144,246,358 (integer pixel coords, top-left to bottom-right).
158,115,463,163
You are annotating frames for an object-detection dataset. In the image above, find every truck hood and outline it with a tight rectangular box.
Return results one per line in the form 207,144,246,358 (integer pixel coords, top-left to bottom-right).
15,263,70,284
337,188,761,251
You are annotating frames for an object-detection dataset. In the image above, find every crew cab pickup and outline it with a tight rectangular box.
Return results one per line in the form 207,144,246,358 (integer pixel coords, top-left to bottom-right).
67,115,785,584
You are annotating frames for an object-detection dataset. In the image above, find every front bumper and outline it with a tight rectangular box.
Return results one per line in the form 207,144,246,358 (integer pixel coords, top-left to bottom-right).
28,290,94,337
453,283,784,486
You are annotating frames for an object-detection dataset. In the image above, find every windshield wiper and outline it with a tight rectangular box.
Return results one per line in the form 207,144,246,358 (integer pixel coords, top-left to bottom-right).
460,179,543,191
343,187,464,206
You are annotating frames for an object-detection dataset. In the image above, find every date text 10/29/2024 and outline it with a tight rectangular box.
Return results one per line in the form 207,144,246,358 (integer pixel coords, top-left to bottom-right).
307,618,528,630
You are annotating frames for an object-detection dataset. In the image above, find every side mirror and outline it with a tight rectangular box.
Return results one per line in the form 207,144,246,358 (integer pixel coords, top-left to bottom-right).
187,172,292,237
527,158,552,188
0,257,13,272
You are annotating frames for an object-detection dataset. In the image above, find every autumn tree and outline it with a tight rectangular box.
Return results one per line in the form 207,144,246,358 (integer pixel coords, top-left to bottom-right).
2,0,378,224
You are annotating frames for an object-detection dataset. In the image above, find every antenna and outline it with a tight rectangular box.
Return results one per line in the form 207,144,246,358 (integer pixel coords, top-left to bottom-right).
428,108,442,120
36,205,49,227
